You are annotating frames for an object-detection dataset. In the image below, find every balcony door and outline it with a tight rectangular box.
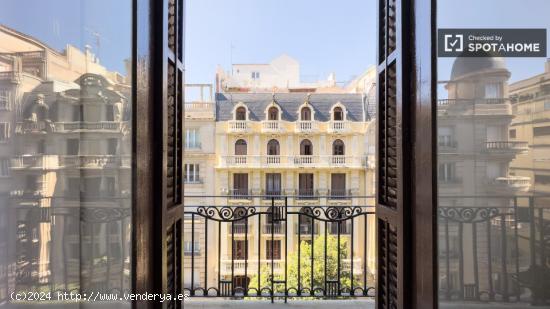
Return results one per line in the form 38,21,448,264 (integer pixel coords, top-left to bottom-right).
233,173,248,196
299,173,314,196
331,173,346,196
266,173,281,195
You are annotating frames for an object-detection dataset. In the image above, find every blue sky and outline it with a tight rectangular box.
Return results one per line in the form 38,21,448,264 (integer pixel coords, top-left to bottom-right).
438,0,550,83
1,0,548,94
0,0,132,74
186,0,377,87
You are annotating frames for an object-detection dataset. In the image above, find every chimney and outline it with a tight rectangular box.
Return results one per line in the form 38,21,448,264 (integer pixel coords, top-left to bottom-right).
546,58,550,73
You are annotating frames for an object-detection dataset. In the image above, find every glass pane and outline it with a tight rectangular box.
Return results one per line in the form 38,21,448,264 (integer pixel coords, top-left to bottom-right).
438,1,550,306
0,0,132,305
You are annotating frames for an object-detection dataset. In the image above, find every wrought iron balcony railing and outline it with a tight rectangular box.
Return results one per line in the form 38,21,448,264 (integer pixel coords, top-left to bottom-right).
295,222,320,235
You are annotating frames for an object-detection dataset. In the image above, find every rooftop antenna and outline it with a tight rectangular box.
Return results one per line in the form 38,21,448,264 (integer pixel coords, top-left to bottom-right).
230,42,235,74
85,27,110,63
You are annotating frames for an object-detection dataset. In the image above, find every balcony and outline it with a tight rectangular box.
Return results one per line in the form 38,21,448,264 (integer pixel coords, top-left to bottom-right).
263,155,283,166
328,222,352,235
330,155,364,167
223,155,249,166
15,121,47,134
485,141,528,153
227,189,252,200
261,120,284,133
491,176,531,192
328,121,351,133
293,155,318,166
262,222,285,235
53,121,128,133
262,190,283,199
11,155,59,169
228,223,250,235
220,259,284,275
295,121,318,133
296,189,317,200
437,98,509,106
328,189,353,200
184,101,215,119
295,222,319,235
185,142,202,150
220,155,366,169
0,71,19,83
227,120,251,133
60,155,126,169
10,190,44,197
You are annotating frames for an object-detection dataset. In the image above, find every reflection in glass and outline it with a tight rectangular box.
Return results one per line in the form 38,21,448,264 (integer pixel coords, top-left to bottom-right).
0,0,132,305
438,1,550,306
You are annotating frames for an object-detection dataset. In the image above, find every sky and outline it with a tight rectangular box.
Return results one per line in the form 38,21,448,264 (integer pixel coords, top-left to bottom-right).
186,0,377,89
0,0,132,74
0,0,548,96
438,0,550,84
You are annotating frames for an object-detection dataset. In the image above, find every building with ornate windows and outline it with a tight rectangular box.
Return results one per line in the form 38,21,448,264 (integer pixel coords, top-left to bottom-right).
437,56,532,299
183,88,376,291
509,59,550,196
0,25,131,295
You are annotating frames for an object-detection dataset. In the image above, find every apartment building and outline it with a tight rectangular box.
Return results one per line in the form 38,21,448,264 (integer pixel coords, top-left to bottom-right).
216,54,350,93
438,56,531,298
0,25,131,294
509,59,550,196
182,88,375,291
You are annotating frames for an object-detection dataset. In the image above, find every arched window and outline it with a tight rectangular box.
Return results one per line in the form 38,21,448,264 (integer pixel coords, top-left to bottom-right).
333,139,345,155
300,106,311,121
267,139,280,155
333,106,344,121
300,139,313,155
236,106,247,120
268,106,279,120
235,139,247,155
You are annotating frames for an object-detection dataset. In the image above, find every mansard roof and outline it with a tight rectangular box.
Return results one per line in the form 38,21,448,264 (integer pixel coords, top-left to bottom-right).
215,93,365,122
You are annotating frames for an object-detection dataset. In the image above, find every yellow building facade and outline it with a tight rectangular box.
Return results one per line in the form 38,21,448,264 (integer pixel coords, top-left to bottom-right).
183,91,376,292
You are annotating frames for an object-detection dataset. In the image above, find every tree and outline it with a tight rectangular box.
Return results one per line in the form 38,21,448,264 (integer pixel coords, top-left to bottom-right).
249,235,370,296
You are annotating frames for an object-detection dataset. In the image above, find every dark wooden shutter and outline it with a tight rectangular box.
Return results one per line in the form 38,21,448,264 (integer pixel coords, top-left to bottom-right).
134,0,185,308
376,0,437,308
376,0,408,308
164,0,185,307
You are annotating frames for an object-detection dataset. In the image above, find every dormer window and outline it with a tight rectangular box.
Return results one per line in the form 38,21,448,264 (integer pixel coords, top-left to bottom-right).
333,107,344,121
300,107,312,121
268,106,279,120
236,106,247,120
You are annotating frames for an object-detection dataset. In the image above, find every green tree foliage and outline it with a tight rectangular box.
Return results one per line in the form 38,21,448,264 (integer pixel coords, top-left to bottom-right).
249,235,366,295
